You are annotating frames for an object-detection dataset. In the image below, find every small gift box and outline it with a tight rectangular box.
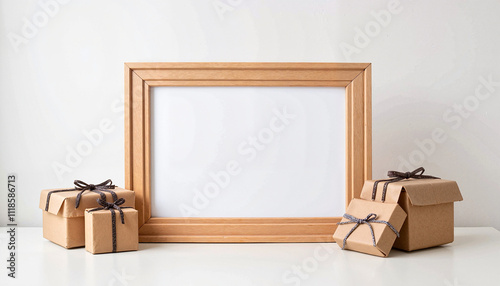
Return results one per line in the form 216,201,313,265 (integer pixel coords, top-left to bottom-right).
360,167,463,251
85,198,138,254
39,180,135,248
333,199,407,257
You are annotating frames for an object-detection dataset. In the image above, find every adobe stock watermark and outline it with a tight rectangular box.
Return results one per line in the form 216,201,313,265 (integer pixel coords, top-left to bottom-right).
282,243,336,285
178,106,296,217
51,96,125,181
212,0,245,21
444,278,463,286
339,0,403,61
108,268,135,286
6,174,18,279
7,0,72,53
398,74,499,171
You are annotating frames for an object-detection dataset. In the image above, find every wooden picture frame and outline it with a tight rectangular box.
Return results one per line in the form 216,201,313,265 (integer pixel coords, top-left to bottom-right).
125,62,372,242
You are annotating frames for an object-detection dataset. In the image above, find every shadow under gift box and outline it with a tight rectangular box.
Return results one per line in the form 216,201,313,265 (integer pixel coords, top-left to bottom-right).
360,178,463,251
39,188,135,248
85,208,138,254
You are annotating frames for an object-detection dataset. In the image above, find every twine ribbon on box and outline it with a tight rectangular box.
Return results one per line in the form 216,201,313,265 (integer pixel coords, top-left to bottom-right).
88,198,132,253
337,213,400,250
372,167,439,202
45,179,117,211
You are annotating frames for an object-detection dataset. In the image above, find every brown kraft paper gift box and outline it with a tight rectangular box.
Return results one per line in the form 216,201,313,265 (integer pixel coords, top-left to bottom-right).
332,199,407,257
360,177,463,251
85,207,138,254
39,186,135,248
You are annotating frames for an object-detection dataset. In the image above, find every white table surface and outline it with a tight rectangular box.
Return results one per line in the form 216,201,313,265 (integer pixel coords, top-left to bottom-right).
1,227,499,286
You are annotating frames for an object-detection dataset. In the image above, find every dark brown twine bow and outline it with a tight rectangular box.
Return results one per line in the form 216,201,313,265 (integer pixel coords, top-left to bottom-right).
337,213,400,250
372,167,439,202
88,198,132,253
45,179,117,211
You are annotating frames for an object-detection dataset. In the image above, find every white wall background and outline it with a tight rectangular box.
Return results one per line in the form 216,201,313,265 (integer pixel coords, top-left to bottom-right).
0,0,499,229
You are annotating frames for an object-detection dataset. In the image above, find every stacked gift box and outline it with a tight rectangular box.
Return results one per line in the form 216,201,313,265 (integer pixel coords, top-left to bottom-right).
333,167,463,257
39,179,138,254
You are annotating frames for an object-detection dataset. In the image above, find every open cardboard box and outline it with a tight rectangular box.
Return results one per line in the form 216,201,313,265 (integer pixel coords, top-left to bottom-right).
360,178,463,251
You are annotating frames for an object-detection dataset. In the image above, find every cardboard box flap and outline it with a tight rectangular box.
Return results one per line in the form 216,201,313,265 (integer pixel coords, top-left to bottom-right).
39,188,75,216
360,179,463,206
402,179,463,206
40,187,135,218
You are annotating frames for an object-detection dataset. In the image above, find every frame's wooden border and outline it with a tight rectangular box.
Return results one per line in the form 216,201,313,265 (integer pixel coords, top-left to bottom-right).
125,63,372,242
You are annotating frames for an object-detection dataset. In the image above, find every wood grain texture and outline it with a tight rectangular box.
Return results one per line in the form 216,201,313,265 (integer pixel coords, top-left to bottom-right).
363,65,373,181
124,64,132,189
131,72,146,227
145,80,352,87
135,69,362,82
124,62,372,243
350,74,365,200
147,217,341,224
140,222,338,236
144,83,151,220
126,62,370,70
139,217,339,243
345,79,353,208
139,235,335,243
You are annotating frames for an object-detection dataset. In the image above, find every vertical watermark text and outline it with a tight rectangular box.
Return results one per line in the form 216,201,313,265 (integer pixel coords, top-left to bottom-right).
6,173,17,279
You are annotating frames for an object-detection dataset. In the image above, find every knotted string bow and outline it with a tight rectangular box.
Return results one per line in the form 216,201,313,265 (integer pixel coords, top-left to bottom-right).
45,179,117,211
372,167,439,202
337,213,400,250
88,198,132,253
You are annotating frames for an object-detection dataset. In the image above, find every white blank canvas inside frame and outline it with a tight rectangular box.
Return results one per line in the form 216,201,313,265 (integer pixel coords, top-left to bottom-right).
151,86,345,218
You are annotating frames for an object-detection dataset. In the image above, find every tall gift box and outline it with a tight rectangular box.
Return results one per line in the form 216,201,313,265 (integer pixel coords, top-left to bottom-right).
85,198,138,254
